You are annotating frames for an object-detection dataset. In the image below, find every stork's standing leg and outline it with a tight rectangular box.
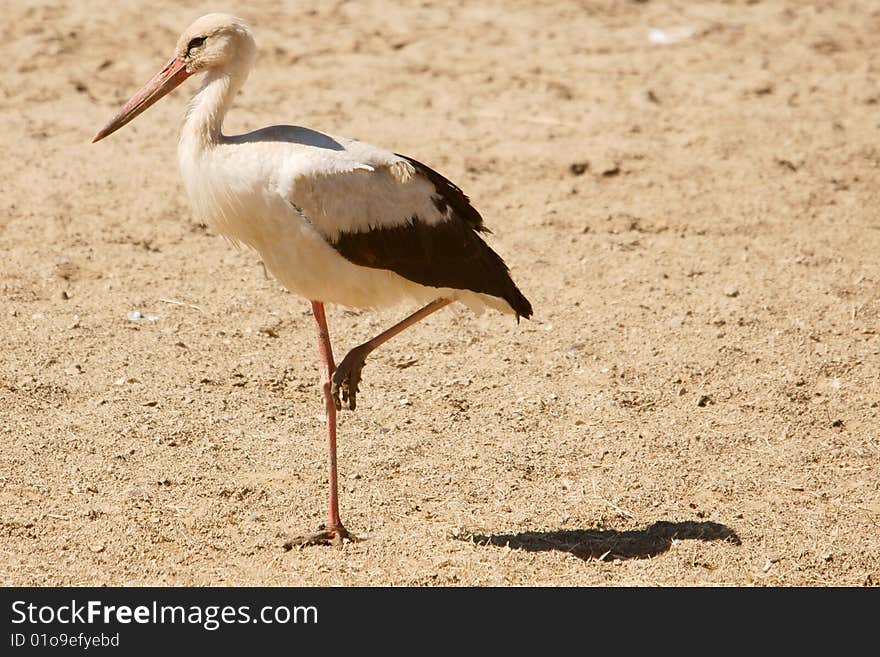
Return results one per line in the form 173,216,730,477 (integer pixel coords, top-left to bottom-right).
285,297,452,548
285,301,352,547
332,298,453,411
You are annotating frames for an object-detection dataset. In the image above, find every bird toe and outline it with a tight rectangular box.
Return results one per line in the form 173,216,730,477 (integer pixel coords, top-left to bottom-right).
332,357,366,411
283,524,354,549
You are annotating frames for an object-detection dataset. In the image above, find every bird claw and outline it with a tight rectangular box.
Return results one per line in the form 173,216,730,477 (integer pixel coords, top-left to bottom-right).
283,523,354,549
331,347,370,411
330,372,359,411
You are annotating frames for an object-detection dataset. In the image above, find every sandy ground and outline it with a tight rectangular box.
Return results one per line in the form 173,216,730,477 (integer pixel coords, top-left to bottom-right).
1,0,879,586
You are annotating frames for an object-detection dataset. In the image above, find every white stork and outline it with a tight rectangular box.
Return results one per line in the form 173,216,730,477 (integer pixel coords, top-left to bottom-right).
93,13,532,546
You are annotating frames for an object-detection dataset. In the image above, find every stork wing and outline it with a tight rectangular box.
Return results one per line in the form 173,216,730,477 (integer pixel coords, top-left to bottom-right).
287,148,532,319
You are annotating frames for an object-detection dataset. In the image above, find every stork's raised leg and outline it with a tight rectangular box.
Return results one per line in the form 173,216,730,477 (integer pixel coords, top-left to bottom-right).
285,301,352,548
332,298,452,410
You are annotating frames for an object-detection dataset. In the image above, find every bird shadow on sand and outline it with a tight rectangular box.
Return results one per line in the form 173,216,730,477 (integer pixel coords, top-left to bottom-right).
469,520,740,561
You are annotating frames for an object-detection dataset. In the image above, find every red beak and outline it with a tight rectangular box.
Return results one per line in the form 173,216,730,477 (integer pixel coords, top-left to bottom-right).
92,57,191,143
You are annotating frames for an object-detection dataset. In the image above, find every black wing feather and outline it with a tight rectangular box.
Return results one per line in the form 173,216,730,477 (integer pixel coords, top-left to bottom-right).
330,155,533,320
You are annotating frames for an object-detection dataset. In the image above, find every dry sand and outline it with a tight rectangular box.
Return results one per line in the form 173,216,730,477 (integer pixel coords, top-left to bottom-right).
1,0,878,586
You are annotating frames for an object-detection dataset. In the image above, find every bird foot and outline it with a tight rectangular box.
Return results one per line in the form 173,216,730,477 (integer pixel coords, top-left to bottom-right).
331,345,371,411
283,523,354,549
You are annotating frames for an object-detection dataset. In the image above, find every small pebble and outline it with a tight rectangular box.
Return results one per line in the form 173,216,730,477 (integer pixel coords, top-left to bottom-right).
127,310,159,322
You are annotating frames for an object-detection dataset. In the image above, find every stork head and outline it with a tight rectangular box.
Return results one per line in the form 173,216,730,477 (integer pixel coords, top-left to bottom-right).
92,13,256,143
174,13,256,75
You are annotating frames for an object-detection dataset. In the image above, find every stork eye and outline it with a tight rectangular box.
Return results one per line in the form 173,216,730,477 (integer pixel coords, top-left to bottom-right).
187,36,206,52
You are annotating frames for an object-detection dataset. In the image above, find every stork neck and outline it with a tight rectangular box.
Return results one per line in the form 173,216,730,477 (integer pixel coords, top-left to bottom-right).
181,66,246,150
